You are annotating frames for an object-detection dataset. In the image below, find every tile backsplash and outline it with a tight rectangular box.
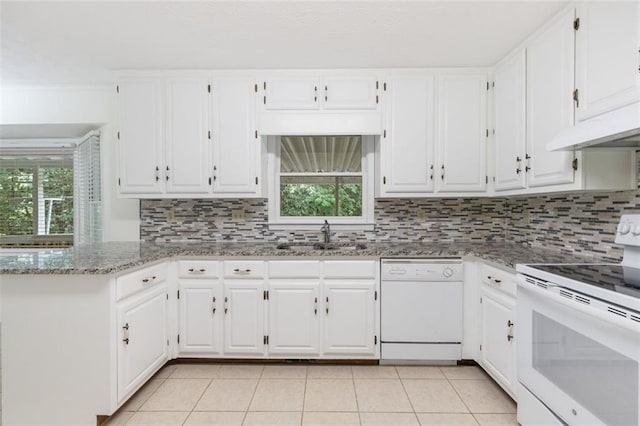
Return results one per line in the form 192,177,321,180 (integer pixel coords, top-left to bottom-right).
141,153,639,262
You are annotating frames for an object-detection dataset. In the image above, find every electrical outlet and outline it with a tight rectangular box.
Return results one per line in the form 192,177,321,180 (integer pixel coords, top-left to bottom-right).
232,209,246,221
167,210,175,222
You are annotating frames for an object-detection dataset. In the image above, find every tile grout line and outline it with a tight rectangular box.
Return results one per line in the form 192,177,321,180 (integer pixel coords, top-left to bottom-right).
241,366,263,424
183,376,214,424
300,367,308,426
350,366,362,426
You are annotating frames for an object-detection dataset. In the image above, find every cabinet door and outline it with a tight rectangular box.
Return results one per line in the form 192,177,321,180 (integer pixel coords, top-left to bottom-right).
223,280,265,355
268,281,320,355
494,52,527,191
480,286,516,395
381,73,435,195
323,281,376,356
263,76,321,110
575,2,640,121
527,10,576,188
117,78,164,194
211,76,260,195
437,74,487,192
165,77,211,194
117,284,168,402
322,75,379,110
179,281,223,354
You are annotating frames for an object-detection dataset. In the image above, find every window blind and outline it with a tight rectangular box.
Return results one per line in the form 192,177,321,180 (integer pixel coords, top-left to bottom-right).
74,133,102,245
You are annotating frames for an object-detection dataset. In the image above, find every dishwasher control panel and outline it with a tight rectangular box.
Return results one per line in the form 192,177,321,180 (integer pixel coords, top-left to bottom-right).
381,259,463,281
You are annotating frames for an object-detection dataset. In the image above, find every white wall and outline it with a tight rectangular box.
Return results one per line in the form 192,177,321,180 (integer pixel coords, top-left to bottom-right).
0,85,140,241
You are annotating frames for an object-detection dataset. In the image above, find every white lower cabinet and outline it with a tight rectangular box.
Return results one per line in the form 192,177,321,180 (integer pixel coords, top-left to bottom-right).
268,281,321,355
223,280,266,356
116,283,169,403
477,264,517,400
322,280,377,356
179,281,223,355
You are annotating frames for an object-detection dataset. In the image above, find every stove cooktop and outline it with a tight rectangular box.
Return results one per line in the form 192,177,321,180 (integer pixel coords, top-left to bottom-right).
528,264,640,300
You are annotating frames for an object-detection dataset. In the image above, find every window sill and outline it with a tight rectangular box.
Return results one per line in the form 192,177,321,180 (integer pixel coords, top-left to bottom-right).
267,223,374,232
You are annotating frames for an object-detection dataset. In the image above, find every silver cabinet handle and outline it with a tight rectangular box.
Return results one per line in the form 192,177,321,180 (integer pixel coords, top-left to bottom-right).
324,85,328,102
212,296,217,315
187,268,206,273
122,323,130,344
233,268,251,273
314,297,318,316
441,164,445,180
142,276,156,283
224,296,228,314
325,296,329,315
155,166,160,182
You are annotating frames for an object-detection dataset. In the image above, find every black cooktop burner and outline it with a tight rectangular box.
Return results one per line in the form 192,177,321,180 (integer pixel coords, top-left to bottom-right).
531,264,640,299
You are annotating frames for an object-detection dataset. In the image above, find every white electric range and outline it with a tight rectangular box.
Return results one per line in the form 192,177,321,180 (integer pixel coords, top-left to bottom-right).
516,214,640,426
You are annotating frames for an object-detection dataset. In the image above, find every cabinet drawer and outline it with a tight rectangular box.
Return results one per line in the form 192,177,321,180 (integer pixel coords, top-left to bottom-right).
223,261,265,278
480,263,517,297
323,261,377,279
178,260,220,278
117,262,168,301
269,261,321,278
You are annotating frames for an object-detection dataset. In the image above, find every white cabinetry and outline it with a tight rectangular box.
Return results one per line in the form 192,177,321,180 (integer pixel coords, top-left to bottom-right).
436,73,488,192
575,1,640,121
165,77,212,194
116,264,169,404
223,261,266,356
494,51,526,191
268,282,321,355
526,10,576,188
263,72,379,111
211,75,261,196
117,78,164,195
477,263,517,400
379,72,435,196
178,261,223,355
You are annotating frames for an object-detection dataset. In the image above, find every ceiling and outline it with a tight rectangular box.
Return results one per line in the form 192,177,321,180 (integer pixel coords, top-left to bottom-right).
1,1,568,86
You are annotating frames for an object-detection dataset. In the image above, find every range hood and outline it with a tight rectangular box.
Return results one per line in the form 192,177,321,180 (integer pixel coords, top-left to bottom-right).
547,103,640,151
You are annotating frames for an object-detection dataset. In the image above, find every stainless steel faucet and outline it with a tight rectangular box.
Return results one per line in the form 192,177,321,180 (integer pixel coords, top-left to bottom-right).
320,220,331,243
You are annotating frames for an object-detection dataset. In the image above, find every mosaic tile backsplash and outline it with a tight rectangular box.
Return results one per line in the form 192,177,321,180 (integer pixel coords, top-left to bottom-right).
141,154,639,262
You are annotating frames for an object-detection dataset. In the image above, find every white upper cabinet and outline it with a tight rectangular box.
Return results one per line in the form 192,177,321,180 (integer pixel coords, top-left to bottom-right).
527,9,576,188
436,73,488,192
262,72,379,111
263,76,321,110
575,1,640,121
322,74,379,110
494,51,527,192
165,77,211,194
211,75,261,196
117,78,164,195
379,72,435,196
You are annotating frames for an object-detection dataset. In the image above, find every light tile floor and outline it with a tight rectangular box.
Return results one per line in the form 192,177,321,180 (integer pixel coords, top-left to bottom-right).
106,364,517,426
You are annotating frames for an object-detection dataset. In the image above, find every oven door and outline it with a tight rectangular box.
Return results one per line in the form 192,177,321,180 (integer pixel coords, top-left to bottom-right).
518,276,640,426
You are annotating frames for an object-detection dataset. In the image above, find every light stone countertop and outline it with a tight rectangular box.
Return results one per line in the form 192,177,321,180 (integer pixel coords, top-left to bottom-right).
0,240,607,275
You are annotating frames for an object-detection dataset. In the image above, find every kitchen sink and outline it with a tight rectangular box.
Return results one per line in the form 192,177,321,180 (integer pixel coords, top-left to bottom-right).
276,242,368,251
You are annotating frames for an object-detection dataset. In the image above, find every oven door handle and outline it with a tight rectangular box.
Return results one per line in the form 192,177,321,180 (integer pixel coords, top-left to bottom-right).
520,280,640,335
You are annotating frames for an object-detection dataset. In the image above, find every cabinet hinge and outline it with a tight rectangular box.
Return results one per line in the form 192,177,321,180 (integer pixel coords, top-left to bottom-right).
480,344,482,351
167,339,169,346
492,81,495,88
573,88,580,108
263,81,266,90
177,290,180,299
207,84,211,93
208,130,211,140
376,80,379,90
383,129,387,138
263,290,269,300
255,176,259,185
374,290,377,301
383,82,387,91
383,176,386,185
263,335,269,345
572,158,578,171
486,176,488,184
116,85,119,94
118,178,121,186
254,83,258,93
574,17,580,31
117,131,120,140
263,95,266,105
486,81,490,90
209,177,212,185
486,129,489,138
376,95,379,104
255,130,258,139
166,294,169,300
177,334,180,344
480,297,483,304
374,336,378,345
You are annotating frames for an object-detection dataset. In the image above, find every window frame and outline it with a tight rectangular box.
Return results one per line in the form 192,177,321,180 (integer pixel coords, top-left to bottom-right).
267,135,375,229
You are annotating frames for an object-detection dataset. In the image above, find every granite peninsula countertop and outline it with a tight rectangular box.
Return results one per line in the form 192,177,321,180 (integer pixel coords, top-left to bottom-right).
0,241,608,275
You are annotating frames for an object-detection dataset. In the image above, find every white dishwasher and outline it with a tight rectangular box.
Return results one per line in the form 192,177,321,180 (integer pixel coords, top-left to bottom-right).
381,258,463,364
